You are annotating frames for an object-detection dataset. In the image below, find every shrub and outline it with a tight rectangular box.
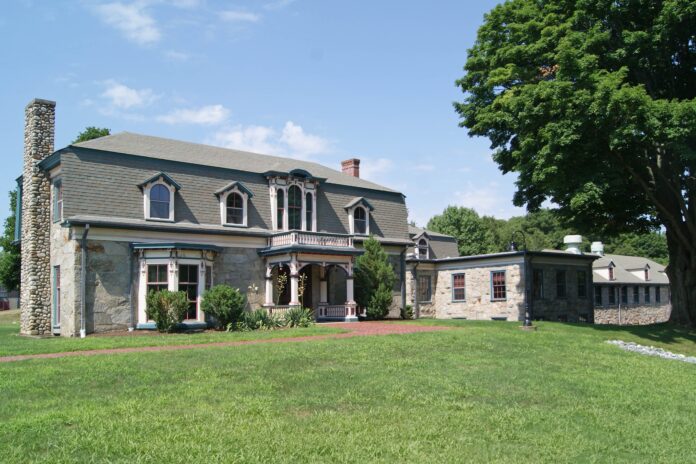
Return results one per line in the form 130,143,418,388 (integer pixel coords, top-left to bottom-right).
354,237,396,320
145,290,189,333
232,308,284,331
366,283,393,320
400,304,414,320
285,306,315,328
201,285,246,330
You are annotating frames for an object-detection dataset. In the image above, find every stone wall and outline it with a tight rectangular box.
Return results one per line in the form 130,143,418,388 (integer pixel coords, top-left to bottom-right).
530,263,594,323
214,247,265,310
20,99,55,335
593,285,671,325
407,264,525,321
50,223,79,336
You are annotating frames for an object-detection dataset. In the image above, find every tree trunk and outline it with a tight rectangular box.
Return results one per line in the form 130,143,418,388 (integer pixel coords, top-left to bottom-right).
665,227,696,327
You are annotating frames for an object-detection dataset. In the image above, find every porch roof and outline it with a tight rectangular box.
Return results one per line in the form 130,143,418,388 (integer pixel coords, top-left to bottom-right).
258,244,363,257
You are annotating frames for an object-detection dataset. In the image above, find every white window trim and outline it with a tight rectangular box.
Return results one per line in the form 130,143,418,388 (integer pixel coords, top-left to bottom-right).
348,205,370,235
270,179,316,232
52,178,63,224
219,187,249,227
416,237,429,259
138,257,207,325
143,180,175,222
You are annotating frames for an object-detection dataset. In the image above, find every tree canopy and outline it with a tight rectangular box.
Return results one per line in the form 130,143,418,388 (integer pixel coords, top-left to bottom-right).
72,127,110,144
456,0,696,325
0,191,20,291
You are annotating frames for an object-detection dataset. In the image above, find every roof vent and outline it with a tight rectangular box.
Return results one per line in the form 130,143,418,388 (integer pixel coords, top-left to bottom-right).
563,235,583,254
591,241,604,256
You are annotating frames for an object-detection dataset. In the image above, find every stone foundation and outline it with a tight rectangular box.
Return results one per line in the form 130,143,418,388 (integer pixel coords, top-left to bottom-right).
594,304,671,325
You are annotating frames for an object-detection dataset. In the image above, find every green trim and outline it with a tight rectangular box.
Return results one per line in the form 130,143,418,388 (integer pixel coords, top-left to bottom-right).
132,242,222,252
344,197,375,211
264,169,327,183
258,245,363,257
37,150,63,170
52,179,62,224
63,218,270,238
137,172,182,191
214,181,254,198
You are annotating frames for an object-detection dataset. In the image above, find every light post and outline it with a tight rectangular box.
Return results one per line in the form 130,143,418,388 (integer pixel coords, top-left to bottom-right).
510,230,532,327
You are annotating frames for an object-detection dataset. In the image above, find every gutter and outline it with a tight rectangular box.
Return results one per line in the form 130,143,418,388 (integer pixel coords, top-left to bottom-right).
80,224,90,338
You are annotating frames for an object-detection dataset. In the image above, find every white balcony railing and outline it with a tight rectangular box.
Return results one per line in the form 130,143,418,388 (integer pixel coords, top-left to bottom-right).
268,231,353,249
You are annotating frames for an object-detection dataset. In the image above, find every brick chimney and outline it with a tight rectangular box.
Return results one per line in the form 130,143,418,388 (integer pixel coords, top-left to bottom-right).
341,158,360,178
20,98,55,335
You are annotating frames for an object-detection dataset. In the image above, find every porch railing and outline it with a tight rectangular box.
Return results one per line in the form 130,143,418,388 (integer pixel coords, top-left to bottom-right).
265,305,293,317
318,303,358,318
268,231,354,249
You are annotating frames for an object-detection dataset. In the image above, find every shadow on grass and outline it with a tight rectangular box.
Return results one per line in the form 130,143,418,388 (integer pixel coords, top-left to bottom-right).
581,322,696,346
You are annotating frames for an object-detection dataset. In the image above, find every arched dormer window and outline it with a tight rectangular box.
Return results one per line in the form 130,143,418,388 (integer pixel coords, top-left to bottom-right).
354,207,367,235
139,172,180,222
215,181,253,227
276,189,285,230
418,238,429,259
305,192,314,231
345,197,374,235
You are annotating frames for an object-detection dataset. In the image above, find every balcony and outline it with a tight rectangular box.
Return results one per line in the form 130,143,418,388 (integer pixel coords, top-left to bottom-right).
267,231,354,249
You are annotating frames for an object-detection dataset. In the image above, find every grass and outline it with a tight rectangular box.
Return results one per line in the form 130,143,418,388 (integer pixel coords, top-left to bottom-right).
1,316,696,463
0,310,345,357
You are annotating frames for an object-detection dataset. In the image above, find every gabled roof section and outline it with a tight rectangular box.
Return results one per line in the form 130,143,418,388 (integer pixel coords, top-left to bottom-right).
137,172,182,191
344,197,374,211
214,181,254,198
71,132,397,193
408,225,455,240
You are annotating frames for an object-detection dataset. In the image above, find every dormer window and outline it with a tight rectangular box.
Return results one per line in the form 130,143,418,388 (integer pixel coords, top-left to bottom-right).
268,178,317,232
288,185,302,230
139,173,180,222
345,197,374,235
354,207,367,235
215,181,253,227
418,238,429,259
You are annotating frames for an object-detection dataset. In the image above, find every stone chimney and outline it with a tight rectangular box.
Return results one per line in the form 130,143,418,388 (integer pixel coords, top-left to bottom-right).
341,158,360,178
20,99,55,335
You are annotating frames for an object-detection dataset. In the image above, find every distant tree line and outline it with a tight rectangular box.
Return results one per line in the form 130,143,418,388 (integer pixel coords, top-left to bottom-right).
425,206,668,265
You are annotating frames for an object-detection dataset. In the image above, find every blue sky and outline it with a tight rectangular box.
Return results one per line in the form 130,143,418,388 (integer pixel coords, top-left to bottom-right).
0,0,523,227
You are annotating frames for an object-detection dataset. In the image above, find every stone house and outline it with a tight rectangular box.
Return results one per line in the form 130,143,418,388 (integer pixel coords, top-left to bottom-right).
405,229,597,322
589,241,671,325
17,99,413,336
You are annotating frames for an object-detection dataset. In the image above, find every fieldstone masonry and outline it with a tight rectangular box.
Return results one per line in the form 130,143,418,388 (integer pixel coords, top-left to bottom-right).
20,99,55,335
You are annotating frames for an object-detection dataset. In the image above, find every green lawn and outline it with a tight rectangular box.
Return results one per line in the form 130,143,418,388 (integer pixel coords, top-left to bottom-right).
0,310,345,357
1,317,696,463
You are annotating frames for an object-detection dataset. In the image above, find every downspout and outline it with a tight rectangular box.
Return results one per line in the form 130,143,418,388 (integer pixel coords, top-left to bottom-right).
79,224,90,338
524,252,532,326
400,248,407,316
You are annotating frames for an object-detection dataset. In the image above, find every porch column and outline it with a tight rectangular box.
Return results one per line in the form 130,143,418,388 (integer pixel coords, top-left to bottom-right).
319,266,328,304
289,258,300,306
346,276,355,304
264,264,273,306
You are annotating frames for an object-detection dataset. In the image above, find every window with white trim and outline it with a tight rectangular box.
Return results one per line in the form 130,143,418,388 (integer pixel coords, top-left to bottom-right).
218,186,250,227
491,271,506,301
417,238,429,259
353,206,368,235
452,273,465,301
271,182,316,232
178,264,199,321
52,179,63,223
144,182,175,221
288,185,302,230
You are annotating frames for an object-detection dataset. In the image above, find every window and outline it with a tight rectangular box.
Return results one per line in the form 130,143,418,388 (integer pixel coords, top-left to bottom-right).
418,239,429,259
452,273,466,301
354,206,368,235
655,286,661,303
633,286,639,304
53,180,63,223
178,264,199,320
644,286,650,303
225,192,244,225
276,189,285,230
491,271,506,301
533,269,544,299
556,270,567,298
577,271,587,298
305,192,313,231
288,185,302,230
594,286,602,306
147,264,168,294
53,266,60,330
608,287,616,305
608,266,614,281
418,275,432,303
149,184,171,220
621,286,628,304
644,268,650,281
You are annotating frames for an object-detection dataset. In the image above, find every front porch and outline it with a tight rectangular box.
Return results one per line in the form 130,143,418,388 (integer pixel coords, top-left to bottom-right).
260,231,363,322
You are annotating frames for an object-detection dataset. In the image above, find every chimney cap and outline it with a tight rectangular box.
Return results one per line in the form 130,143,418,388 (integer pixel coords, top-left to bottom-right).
26,98,56,109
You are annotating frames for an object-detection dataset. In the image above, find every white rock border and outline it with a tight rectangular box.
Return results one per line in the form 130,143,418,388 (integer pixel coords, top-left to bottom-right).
607,340,696,365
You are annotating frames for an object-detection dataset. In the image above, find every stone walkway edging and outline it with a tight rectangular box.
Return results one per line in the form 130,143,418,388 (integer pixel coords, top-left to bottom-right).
0,322,450,363
607,340,696,364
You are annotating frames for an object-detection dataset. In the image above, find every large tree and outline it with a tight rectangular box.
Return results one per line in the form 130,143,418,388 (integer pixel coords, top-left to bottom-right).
0,191,20,292
456,0,696,326
427,206,493,255
72,127,110,144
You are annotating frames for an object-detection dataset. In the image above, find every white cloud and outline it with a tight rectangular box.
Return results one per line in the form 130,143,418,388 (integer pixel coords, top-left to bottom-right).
164,50,190,62
101,80,157,109
219,10,260,22
279,121,329,158
360,157,393,182
453,181,525,219
157,105,230,125
94,2,161,45
209,121,329,159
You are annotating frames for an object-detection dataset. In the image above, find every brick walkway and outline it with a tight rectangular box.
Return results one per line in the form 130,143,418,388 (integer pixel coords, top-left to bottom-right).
0,322,449,363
